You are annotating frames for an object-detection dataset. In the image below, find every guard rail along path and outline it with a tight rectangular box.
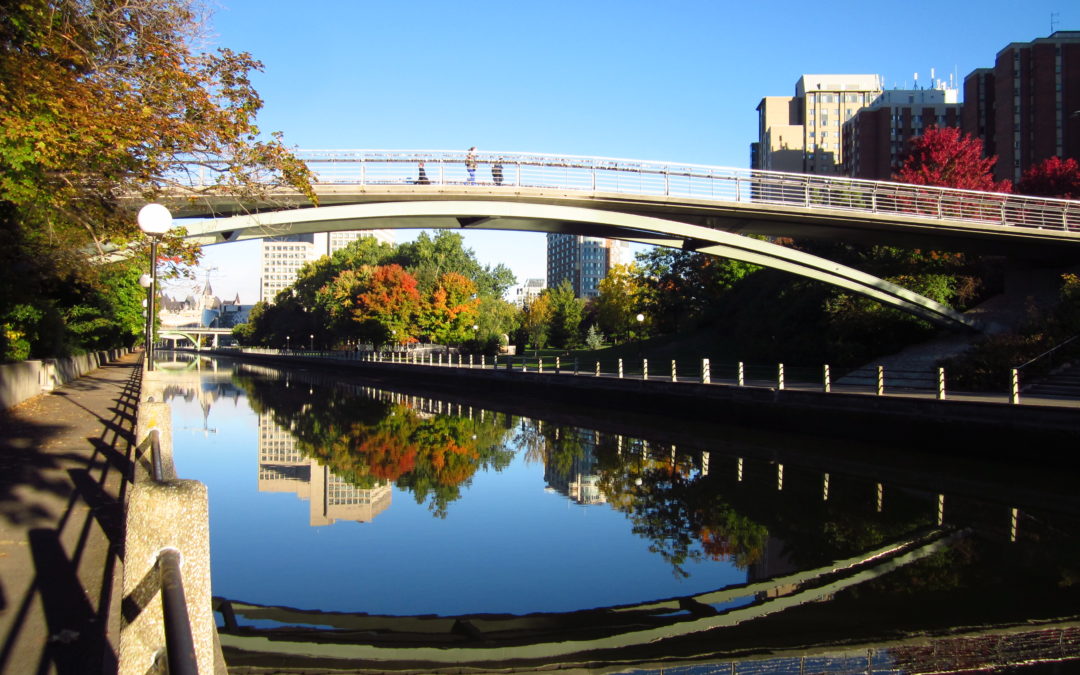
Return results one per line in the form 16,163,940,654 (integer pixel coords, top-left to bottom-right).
121,369,223,674
180,149,1080,233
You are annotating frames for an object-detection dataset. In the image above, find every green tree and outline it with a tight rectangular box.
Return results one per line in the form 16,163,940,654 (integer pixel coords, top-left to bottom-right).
634,248,760,334
395,231,515,299
546,280,584,349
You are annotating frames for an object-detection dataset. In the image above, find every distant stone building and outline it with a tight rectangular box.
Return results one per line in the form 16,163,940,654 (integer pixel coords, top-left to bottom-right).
159,281,250,329
514,278,546,307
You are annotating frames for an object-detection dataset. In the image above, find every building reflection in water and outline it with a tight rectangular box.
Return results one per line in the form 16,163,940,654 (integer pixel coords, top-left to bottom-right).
542,427,606,506
257,413,392,526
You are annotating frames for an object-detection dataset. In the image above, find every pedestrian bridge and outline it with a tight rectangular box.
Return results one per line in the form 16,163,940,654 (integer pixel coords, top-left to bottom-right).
165,150,1080,331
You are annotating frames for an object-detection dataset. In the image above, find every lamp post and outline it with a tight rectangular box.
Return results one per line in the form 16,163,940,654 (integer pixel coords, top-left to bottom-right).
286,335,291,352
635,313,645,356
137,204,172,371
138,273,152,365
309,333,314,351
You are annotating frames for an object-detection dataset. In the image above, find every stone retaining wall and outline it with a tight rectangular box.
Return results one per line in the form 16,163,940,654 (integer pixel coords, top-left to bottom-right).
0,348,129,411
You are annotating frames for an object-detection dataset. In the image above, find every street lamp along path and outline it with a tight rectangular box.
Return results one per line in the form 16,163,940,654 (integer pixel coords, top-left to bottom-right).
137,203,173,371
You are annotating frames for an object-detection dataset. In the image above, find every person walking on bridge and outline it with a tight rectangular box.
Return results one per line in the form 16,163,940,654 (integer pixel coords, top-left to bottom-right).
466,147,477,184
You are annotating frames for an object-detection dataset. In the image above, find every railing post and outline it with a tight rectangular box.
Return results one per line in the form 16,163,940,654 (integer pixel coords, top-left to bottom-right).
538,358,544,374
737,361,745,387
574,358,579,375
642,358,648,380
1010,368,1020,404
701,358,710,384
777,363,784,390
877,365,885,396
481,354,485,368
671,359,677,382
823,364,831,393
617,358,624,379
937,367,946,400
555,356,561,373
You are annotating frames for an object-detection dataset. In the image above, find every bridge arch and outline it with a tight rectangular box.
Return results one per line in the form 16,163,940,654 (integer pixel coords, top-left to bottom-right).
185,200,978,330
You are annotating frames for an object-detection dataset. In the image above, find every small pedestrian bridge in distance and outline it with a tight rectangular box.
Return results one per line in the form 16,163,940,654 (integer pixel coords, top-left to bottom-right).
163,150,1080,331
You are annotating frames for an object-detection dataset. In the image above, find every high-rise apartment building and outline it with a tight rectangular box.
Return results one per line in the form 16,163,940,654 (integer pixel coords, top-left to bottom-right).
844,86,961,180
260,229,395,303
963,31,1080,183
754,75,883,175
546,234,630,299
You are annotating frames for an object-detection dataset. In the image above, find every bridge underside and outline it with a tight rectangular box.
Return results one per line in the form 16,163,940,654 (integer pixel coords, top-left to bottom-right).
171,184,1080,259
183,201,979,330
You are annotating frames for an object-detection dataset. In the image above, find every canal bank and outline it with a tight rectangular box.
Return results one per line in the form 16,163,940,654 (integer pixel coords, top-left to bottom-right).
208,350,1080,462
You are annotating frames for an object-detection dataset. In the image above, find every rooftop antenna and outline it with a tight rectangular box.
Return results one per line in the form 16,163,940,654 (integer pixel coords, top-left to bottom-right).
1050,12,1059,34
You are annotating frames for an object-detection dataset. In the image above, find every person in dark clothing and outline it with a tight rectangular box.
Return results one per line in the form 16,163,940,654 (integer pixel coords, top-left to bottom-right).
417,161,430,185
492,159,504,185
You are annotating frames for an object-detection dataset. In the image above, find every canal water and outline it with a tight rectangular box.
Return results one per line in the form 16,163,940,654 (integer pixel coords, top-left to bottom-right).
159,353,1080,671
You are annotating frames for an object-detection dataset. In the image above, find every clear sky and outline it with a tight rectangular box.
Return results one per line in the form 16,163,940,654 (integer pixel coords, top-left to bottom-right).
188,0,1073,303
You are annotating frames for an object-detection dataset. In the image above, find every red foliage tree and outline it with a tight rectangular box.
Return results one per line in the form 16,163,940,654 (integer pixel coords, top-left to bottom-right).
893,126,1012,192
1015,156,1080,199
354,264,421,342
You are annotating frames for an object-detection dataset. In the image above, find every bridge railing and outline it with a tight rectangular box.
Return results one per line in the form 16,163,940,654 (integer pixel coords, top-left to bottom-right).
252,150,1080,233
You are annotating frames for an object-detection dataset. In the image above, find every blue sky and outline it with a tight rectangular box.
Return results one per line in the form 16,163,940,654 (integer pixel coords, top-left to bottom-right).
192,0,1072,302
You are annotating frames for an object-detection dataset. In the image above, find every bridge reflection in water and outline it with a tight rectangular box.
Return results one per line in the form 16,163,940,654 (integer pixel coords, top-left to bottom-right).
159,353,1080,673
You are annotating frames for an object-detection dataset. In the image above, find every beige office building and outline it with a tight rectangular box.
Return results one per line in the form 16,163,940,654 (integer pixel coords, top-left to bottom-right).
260,229,395,303
754,74,884,175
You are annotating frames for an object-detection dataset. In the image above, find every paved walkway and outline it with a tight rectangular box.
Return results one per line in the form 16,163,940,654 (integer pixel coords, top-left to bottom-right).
0,353,141,675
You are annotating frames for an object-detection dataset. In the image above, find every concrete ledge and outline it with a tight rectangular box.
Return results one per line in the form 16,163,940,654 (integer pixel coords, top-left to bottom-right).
121,381,222,674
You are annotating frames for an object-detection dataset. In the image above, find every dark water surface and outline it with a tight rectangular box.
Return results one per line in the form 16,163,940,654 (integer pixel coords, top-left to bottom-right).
159,353,1080,672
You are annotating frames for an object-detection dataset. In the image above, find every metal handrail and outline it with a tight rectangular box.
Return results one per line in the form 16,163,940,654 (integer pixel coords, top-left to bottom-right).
1016,334,1080,371
175,149,1080,233
137,427,199,674
158,549,198,675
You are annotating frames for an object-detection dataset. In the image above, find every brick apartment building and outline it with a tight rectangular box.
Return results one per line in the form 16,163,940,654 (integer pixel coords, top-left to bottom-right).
963,31,1080,183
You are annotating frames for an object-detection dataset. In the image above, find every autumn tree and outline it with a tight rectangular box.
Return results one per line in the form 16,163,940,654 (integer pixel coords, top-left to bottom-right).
595,263,644,343
519,294,553,350
893,126,1011,192
354,265,422,344
420,272,481,345
1015,156,1080,198
0,0,315,360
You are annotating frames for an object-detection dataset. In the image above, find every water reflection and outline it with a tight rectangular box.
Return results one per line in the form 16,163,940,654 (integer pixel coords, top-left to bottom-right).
157,353,1080,672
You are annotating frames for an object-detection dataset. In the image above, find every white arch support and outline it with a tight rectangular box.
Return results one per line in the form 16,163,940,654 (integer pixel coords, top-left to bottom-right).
183,201,978,330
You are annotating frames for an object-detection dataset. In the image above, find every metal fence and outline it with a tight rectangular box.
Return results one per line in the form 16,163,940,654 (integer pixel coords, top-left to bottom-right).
188,149,1080,233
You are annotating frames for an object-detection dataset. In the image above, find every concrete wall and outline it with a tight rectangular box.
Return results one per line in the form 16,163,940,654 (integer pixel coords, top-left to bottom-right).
0,348,128,411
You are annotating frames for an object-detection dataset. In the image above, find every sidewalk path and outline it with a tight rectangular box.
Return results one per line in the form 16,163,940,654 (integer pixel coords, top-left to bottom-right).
0,352,141,674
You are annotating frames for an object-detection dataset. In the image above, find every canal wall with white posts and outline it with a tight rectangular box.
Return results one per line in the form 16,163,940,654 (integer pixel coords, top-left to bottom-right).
200,348,1080,462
